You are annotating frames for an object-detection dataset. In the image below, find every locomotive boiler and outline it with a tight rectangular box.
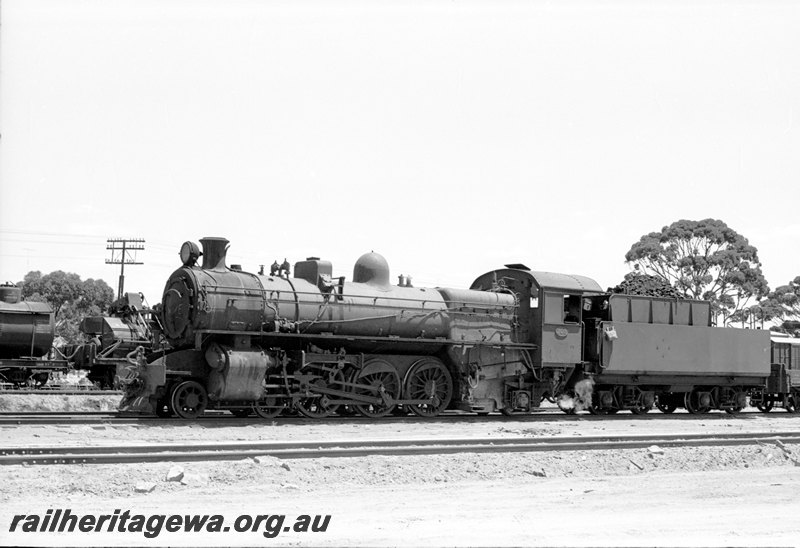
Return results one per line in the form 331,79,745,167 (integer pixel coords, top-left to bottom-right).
120,237,536,418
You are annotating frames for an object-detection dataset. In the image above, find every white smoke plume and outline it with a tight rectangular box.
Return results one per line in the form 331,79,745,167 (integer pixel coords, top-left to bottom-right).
556,378,596,413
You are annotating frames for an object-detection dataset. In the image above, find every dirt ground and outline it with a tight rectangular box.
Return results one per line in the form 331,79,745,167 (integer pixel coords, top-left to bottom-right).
2,400,800,546
0,393,120,413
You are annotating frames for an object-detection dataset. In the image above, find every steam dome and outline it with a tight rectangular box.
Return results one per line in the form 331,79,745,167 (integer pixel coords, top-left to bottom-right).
353,252,390,288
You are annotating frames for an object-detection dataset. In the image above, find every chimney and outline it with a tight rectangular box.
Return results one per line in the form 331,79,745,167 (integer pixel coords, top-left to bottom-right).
200,237,230,271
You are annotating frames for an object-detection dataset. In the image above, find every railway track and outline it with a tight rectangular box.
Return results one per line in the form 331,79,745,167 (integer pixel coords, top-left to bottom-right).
0,407,796,426
1,431,798,465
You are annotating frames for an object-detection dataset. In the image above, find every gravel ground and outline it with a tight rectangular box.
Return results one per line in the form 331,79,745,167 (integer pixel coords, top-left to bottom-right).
0,394,120,413
2,397,800,546
1,442,798,503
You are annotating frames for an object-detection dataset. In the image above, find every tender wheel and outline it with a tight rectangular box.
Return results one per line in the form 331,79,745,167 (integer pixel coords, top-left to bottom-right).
630,404,651,415
588,398,610,415
170,380,208,419
684,391,710,415
229,408,251,418
756,401,773,413
403,358,453,417
655,393,677,414
295,364,344,419
656,401,677,414
786,395,797,414
352,359,401,418
722,388,747,414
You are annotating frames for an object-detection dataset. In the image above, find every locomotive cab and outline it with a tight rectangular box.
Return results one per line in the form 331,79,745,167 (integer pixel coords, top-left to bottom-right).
471,267,603,367
470,267,604,406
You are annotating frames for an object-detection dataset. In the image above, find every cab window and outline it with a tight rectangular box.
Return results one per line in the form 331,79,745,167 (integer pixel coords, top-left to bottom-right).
544,292,582,324
563,295,581,323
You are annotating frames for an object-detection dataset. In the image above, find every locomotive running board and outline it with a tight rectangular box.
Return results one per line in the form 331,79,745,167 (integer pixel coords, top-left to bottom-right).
193,329,538,351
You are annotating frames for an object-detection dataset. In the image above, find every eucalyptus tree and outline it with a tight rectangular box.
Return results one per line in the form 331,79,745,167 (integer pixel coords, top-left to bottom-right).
624,219,769,325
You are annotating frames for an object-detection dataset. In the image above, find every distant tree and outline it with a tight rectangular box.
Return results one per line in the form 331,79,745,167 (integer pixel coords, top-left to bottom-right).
728,302,783,329
625,219,769,325
79,278,115,314
782,321,800,337
19,270,81,316
609,272,684,298
752,276,800,329
18,271,114,343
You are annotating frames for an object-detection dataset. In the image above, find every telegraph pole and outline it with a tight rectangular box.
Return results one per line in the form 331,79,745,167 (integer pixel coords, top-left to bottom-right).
106,238,145,299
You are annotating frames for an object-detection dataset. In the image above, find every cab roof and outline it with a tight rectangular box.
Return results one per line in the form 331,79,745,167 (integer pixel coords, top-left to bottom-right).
529,271,604,293
476,266,603,294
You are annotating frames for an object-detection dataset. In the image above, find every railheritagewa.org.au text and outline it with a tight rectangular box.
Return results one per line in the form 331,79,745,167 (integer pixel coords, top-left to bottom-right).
8,508,331,539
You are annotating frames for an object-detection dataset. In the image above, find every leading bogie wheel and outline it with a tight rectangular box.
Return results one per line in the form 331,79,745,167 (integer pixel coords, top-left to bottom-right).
170,380,208,419
403,358,453,418
252,396,284,419
252,378,286,419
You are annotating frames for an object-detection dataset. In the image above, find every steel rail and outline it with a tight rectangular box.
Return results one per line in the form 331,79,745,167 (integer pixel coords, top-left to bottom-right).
1,432,798,465
0,390,121,396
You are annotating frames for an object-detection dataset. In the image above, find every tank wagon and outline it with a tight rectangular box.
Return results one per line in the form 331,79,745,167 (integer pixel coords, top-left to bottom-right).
0,283,68,386
119,237,772,419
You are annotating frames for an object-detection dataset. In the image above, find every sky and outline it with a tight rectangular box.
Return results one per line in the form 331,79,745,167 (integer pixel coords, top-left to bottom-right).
1,0,798,307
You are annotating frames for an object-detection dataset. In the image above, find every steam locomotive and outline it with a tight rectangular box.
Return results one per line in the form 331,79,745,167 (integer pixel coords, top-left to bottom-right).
119,237,790,419
0,283,68,386
61,292,164,388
